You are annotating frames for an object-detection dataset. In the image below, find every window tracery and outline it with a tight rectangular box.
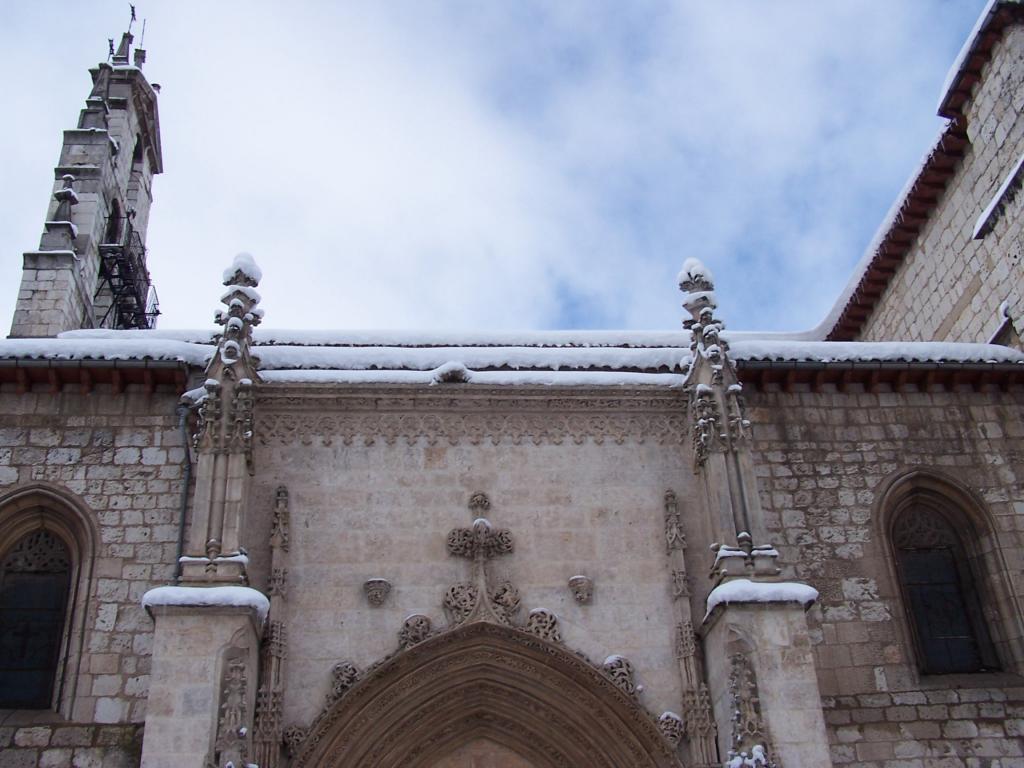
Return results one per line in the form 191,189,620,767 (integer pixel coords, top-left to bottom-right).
891,502,999,674
0,529,72,708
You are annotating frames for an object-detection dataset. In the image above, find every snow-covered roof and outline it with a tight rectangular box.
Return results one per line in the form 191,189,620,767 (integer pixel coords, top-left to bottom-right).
1,330,1020,392
815,0,1024,342
938,0,1024,119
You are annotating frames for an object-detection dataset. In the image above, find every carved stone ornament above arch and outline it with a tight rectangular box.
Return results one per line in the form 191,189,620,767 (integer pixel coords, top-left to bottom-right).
291,621,683,768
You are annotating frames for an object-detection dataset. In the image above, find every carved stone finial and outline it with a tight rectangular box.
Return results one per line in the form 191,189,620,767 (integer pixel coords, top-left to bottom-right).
658,711,685,748
602,654,642,698
568,574,593,604
678,257,717,329
364,578,391,607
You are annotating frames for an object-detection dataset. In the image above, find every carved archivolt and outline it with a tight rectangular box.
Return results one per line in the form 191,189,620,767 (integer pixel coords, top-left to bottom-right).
257,410,687,447
290,621,682,768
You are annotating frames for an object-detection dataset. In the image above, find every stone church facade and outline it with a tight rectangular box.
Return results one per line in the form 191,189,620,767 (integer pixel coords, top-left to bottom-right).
2,5,1024,768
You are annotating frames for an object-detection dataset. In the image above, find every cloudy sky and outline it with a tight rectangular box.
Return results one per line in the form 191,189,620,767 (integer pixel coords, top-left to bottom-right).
0,1,987,334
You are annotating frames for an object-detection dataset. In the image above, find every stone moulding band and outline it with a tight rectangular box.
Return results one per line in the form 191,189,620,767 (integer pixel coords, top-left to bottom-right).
257,411,688,447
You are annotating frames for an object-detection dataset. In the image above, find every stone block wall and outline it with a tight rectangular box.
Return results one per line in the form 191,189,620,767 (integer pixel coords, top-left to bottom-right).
860,25,1024,347
0,387,185,747
0,723,141,768
249,391,697,728
747,382,1024,765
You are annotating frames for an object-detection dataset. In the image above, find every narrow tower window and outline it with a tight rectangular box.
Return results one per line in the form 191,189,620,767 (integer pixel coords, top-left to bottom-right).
892,506,998,674
0,529,72,708
104,199,123,245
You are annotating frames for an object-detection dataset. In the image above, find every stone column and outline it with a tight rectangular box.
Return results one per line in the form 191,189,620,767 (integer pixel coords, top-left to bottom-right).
141,603,263,768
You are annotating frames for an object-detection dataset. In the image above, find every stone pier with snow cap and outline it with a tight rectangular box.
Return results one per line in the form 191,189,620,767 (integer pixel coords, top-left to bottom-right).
676,259,830,768
700,531,828,768
140,255,268,768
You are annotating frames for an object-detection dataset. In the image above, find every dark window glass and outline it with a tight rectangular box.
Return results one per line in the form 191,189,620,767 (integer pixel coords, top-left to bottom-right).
893,507,998,674
0,530,71,708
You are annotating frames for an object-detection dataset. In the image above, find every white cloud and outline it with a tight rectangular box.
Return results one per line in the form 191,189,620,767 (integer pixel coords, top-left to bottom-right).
0,1,988,336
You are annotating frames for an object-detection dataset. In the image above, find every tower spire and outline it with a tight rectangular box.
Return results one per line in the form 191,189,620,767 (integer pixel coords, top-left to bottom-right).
8,23,163,337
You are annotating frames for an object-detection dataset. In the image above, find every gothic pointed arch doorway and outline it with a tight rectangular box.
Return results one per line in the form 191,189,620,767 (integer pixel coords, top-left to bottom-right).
292,621,684,768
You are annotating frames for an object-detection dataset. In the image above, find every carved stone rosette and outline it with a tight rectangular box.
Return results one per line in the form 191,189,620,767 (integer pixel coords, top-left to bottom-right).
658,711,685,748
327,661,360,705
602,655,642,698
398,614,433,648
525,608,562,643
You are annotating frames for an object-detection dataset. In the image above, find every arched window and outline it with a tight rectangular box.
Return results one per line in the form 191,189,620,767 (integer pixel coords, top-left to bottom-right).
891,498,1000,674
0,485,97,716
0,530,72,707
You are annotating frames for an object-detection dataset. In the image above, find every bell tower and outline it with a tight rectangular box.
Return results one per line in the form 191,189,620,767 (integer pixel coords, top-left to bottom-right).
9,25,163,338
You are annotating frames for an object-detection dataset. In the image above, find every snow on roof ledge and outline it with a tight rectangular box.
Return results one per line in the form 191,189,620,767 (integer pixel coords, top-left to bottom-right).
705,579,819,618
728,339,1024,365
937,0,1004,115
142,585,270,624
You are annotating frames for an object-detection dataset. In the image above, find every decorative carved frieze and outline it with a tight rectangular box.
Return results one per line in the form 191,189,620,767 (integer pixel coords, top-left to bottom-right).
728,653,776,765
681,684,718,765
398,614,433,648
253,686,283,763
326,661,359,706
257,410,689,447
658,711,685,747
525,608,561,643
664,490,686,553
602,654,642,698
363,578,391,607
213,656,249,768
674,621,696,661
568,574,593,603
671,568,690,599
266,620,287,660
270,486,289,552
268,567,287,597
